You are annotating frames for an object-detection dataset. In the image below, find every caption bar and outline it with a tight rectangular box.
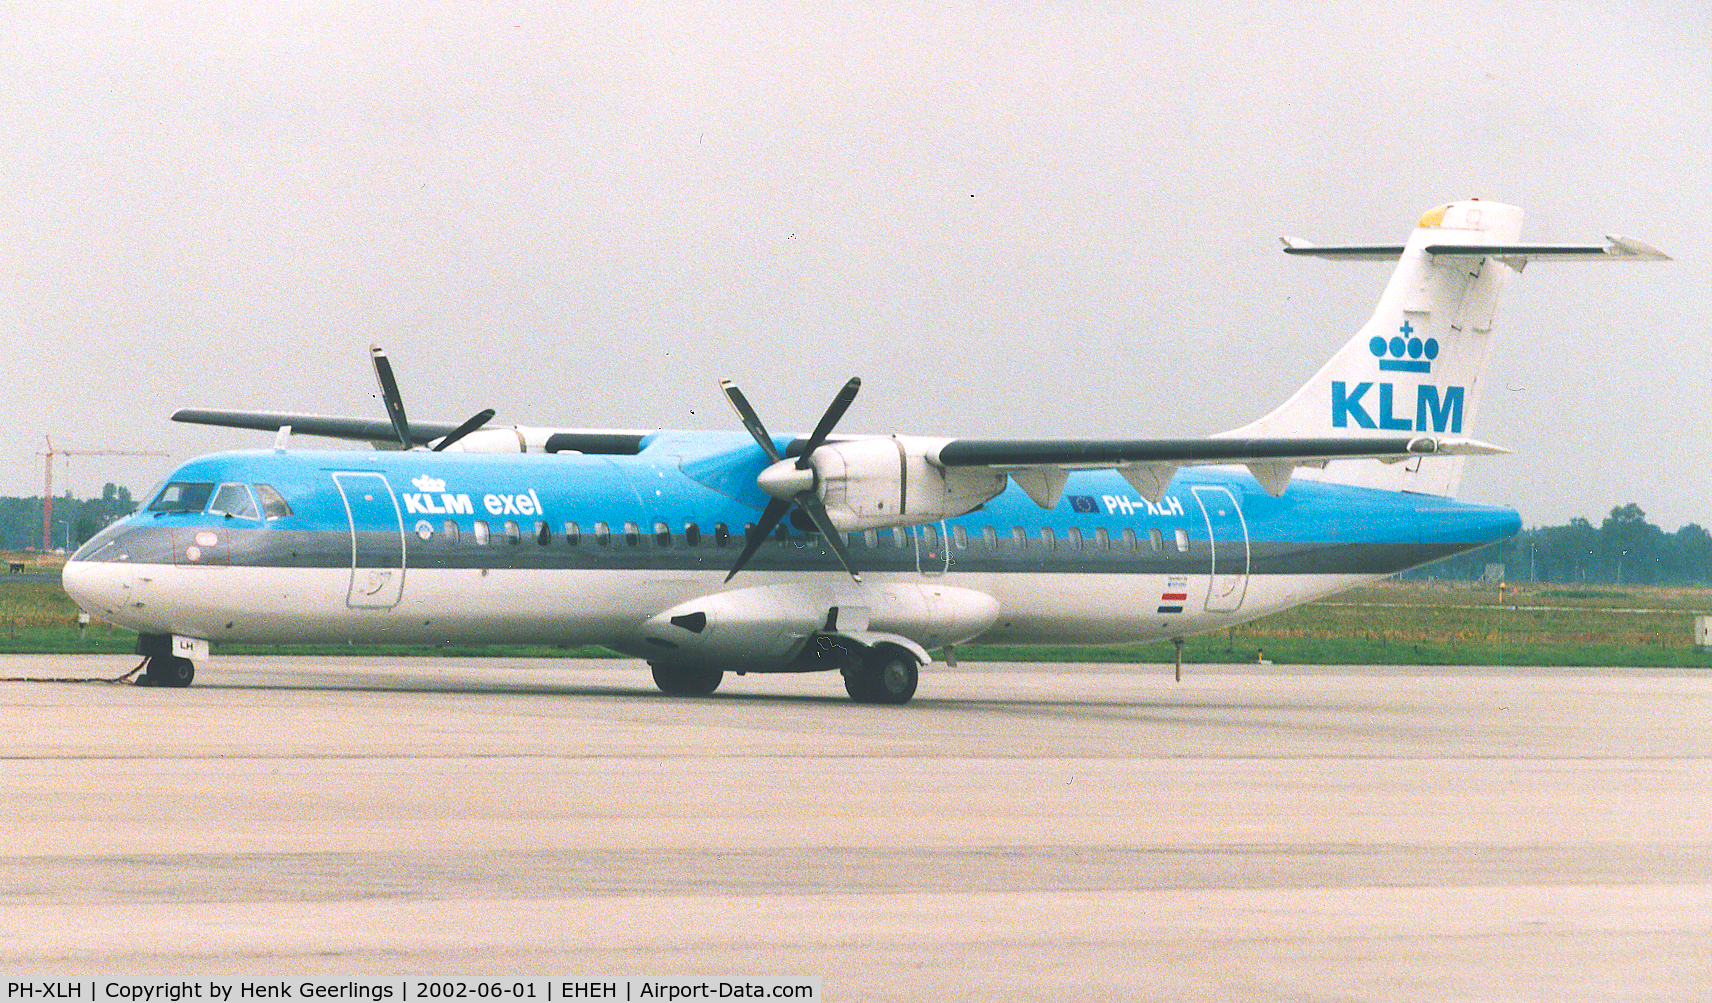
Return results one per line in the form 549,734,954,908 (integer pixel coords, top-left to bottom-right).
3,982,818,1003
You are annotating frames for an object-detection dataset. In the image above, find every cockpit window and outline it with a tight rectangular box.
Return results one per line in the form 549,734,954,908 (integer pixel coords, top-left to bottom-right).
254,484,293,519
148,482,215,513
208,483,261,520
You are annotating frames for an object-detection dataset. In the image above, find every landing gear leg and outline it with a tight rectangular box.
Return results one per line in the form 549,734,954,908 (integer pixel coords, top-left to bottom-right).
650,663,724,696
843,647,919,705
141,656,195,688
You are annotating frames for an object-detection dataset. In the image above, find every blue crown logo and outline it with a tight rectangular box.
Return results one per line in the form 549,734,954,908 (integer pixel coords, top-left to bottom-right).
1370,320,1437,373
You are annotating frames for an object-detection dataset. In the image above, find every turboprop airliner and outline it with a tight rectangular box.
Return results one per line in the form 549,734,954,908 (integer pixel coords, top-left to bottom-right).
62,200,1665,703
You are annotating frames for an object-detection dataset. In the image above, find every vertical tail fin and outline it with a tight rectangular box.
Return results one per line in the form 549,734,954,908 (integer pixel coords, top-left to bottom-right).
1226,200,1664,497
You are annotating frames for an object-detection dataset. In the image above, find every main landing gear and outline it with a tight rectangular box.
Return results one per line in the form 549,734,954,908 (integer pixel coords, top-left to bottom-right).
648,645,922,704
137,656,195,688
650,662,724,696
841,647,919,705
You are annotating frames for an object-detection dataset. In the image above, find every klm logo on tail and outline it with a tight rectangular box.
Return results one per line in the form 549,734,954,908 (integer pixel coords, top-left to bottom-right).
1332,381,1464,432
1331,321,1464,432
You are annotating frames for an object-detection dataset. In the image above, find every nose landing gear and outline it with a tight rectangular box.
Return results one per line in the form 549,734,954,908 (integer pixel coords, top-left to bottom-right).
137,656,195,688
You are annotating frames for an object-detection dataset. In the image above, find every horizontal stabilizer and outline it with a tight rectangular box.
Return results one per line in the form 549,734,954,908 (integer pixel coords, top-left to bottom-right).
1279,237,1405,260
1425,235,1670,264
1282,235,1669,264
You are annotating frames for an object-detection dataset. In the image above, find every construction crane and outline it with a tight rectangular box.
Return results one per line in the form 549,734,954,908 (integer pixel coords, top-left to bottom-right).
38,436,170,552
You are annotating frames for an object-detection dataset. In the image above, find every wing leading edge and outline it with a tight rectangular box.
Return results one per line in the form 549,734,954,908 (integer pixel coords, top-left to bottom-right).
932,435,1506,506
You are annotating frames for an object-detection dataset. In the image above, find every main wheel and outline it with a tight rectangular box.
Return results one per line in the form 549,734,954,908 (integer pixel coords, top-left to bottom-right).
144,656,195,688
843,648,918,705
650,662,724,696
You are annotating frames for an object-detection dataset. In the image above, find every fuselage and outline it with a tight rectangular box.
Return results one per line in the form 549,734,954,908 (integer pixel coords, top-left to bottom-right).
63,430,1520,664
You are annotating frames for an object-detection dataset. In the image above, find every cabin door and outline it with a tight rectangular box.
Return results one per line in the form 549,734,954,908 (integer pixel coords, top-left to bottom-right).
914,520,950,577
333,472,406,609
1191,485,1250,613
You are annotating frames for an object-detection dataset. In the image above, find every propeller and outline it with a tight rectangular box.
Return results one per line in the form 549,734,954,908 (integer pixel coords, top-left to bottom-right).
368,344,495,452
433,408,497,452
370,345,413,450
720,377,863,583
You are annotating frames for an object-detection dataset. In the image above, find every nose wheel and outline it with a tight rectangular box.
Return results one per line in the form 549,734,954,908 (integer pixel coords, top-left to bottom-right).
138,656,195,688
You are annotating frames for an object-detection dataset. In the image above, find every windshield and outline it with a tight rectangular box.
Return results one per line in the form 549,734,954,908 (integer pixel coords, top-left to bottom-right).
254,483,293,519
147,482,214,514
208,483,260,520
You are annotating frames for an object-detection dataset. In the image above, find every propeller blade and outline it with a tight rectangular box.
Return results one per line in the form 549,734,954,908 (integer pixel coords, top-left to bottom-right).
796,493,861,583
431,408,497,452
795,377,861,469
719,379,782,463
369,345,413,450
723,497,792,583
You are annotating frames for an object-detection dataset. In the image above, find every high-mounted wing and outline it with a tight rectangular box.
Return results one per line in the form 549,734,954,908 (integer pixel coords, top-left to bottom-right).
173,408,468,446
932,434,1505,505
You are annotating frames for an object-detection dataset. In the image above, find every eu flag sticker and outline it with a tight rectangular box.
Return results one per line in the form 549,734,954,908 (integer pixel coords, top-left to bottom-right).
1069,495,1099,513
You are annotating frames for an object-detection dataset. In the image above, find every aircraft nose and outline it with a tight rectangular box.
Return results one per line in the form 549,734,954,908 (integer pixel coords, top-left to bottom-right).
62,557,130,622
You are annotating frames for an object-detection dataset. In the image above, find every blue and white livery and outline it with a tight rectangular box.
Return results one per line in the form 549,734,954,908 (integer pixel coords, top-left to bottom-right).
63,201,1666,702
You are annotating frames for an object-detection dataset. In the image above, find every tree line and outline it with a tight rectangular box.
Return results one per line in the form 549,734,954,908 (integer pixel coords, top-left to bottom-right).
1404,504,1712,586
0,484,137,552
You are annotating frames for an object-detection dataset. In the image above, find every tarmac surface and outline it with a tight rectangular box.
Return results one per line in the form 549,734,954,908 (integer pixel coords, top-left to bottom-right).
2,655,1709,1000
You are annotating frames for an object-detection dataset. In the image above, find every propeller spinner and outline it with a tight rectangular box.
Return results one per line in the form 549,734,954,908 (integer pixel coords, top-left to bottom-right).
368,344,495,452
720,377,863,583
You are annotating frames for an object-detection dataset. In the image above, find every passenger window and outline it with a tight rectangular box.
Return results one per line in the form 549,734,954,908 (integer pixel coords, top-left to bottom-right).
1095,527,1110,549
953,525,968,549
1012,527,1027,548
982,526,997,548
1174,527,1190,552
922,524,939,548
715,523,730,547
504,520,521,545
654,521,671,546
685,523,701,546
254,484,293,519
624,521,641,546
893,527,910,548
864,530,878,549
1149,527,1164,552
1067,527,1083,550
594,521,611,546
1121,527,1137,550
443,520,460,543
536,520,550,545
743,522,757,543
149,482,215,514
1041,527,1056,549
774,524,790,542
473,520,490,546
208,483,261,520
565,522,581,545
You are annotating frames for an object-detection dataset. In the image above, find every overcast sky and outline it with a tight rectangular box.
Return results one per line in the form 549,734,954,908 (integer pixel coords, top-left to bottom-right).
3,2,1707,529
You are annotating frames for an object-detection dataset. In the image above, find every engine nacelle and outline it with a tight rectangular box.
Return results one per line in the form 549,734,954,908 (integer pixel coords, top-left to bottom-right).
810,436,1007,531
